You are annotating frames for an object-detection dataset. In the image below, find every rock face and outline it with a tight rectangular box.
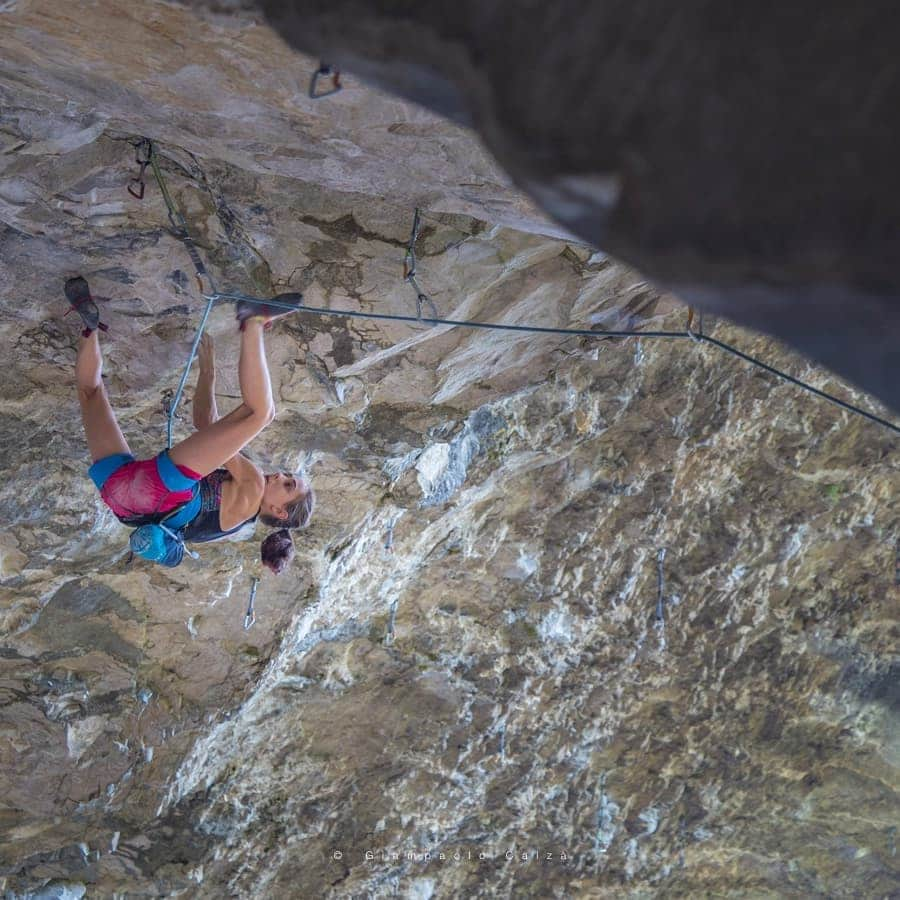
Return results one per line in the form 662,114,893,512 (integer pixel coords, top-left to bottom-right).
0,2,898,897
255,0,900,414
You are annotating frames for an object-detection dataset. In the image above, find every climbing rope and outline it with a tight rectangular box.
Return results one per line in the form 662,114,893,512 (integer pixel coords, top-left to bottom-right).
146,144,212,295
211,288,683,337
125,141,899,438
129,139,212,293
210,294,900,434
165,296,217,449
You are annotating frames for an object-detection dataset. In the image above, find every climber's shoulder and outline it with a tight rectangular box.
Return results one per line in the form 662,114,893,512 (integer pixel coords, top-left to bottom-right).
223,453,265,500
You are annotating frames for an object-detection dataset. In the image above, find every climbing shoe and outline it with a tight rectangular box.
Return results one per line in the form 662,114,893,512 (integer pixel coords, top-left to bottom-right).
64,276,108,337
236,292,303,330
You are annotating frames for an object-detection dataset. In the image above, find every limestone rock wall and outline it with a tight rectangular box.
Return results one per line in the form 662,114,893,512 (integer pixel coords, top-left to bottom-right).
0,2,897,897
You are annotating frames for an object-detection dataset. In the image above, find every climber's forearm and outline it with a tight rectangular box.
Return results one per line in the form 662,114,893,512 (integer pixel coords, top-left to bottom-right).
193,366,219,429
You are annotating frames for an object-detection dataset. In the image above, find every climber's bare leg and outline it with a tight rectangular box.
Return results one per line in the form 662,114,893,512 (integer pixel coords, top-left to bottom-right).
167,319,274,476
76,330,132,462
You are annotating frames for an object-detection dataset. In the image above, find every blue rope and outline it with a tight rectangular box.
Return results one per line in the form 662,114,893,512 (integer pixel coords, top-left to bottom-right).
166,296,217,448
697,335,898,434
204,292,900,436
207,290,687,338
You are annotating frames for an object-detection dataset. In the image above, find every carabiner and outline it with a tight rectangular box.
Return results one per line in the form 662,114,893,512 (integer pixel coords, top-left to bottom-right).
127,139,153,201
309,62,342,99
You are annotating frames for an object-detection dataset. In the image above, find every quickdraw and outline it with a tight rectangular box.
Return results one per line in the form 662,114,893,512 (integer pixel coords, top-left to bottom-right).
655,548,667,623
161,388,174,420
403,207,439,324
244,576,259,630
685,307,703,342
309,62,342,99
127,138,152,200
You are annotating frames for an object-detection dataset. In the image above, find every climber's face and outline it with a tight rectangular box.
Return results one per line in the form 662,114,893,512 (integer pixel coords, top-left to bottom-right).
262,472,307,521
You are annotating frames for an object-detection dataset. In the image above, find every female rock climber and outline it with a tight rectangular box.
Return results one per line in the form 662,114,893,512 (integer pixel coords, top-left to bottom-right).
66,276,314,573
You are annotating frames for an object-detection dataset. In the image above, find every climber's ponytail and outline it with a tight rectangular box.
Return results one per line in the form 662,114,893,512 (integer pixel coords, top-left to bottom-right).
261,528,295,575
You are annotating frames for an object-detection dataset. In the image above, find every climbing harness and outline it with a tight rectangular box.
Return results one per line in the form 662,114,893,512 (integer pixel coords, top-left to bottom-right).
403,207,440,323
125,140,900,438
309,62,342,99
655,548,666,623
244,576,259,630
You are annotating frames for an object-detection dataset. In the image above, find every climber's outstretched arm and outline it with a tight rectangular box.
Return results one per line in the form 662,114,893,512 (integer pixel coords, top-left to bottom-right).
192,333,264,483
193,333,219,430
169,319,274,477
